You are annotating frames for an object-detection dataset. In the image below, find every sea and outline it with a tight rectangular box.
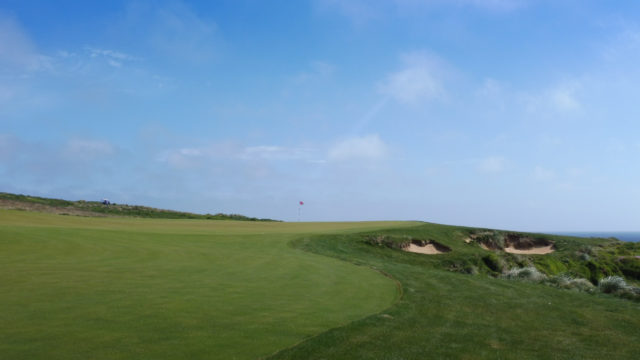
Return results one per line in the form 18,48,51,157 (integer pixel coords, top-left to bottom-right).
549,232,640,243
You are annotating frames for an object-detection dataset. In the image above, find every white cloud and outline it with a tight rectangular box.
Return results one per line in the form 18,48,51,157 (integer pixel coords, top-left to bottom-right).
550,84,581,111
85,47,139,68
328,134,389,161
477,156,505,173
158,143,319,169
379,52,449,104
157,147,205,169
477,78,504,97
240,146,315,161
520,81,583,114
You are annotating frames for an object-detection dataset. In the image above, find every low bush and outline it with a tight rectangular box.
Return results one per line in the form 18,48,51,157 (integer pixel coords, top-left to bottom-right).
502,266,547,282
546,275,595,292
598,276,628,294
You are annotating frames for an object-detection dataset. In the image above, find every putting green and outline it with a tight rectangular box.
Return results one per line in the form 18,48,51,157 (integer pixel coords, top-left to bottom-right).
0,210,418,359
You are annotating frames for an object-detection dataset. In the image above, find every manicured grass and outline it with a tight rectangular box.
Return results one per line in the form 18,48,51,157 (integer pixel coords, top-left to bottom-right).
0,210,417,359
270,224,640,359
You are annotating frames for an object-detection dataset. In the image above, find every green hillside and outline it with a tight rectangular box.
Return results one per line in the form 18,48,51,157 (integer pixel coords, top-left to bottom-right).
0,192,277,221
1,196,639,359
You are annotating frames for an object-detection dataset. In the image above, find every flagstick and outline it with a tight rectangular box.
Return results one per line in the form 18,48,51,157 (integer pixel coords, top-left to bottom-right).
298,205,300,222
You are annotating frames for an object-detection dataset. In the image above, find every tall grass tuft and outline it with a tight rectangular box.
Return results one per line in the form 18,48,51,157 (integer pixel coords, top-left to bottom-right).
598,276,629,294
546,274,595,292
502,266,547,282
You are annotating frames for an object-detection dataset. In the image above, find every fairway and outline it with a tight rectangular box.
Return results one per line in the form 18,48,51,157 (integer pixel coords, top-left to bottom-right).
0,210,418,359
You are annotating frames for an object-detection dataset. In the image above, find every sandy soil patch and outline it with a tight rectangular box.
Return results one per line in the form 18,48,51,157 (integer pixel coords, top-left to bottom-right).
504,245,555,254
405,243,444,254
404,240,451,255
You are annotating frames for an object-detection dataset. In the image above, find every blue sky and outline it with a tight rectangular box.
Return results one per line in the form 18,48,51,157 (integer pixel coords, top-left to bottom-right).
1,0,639,230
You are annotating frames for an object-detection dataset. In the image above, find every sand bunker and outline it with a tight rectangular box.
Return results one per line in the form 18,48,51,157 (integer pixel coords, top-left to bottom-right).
406,243,444,254
471,231,556,255
504,245,555,255
404,240,451,255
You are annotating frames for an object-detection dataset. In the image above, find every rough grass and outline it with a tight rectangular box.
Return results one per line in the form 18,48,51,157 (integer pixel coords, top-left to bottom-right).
0,210,417,360
0,192,278,221
270,224,640,360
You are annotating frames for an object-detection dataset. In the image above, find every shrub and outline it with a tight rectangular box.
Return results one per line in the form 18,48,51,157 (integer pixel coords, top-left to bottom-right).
503,266,547,282
598,276,629,294
566,278,596,292
546,275,595,292
579,253,591,261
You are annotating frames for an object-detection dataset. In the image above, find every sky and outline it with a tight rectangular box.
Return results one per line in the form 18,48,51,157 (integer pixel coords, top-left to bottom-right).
1,0,640,231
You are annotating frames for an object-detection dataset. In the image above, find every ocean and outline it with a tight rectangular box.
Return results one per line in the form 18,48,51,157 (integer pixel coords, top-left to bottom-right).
550,232,640,243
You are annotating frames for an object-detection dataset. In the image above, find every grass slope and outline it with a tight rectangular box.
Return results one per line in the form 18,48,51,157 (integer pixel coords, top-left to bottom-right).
0,192,277,221
270,223,640,359
0,210,417,359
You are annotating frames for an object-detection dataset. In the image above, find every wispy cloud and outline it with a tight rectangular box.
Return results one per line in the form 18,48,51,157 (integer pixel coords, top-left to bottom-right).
379,51,450,104
86,47,139,68
477,156,506,173
549,82,582,111
517,80,584,116
158,143,320,169
239,146,316,161
328,134,389,161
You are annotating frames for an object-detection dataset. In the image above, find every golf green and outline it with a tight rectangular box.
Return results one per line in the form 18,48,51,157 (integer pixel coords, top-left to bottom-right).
0,210,418,359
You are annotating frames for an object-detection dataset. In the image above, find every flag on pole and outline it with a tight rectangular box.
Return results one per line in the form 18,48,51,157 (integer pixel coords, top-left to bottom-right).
299,201,304,205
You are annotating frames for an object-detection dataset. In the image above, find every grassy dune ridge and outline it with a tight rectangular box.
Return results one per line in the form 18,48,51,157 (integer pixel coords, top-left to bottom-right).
0,210,417,359
0,192,277,221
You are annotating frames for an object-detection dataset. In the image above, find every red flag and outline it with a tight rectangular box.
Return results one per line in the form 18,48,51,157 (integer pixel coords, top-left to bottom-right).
299,201,304,205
